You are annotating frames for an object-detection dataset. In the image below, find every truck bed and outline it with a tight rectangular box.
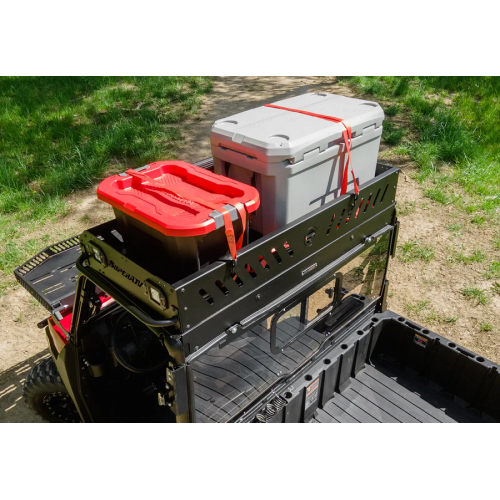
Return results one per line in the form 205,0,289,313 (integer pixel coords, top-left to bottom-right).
193,310,500,423
313,361,481,423
192,320,326,423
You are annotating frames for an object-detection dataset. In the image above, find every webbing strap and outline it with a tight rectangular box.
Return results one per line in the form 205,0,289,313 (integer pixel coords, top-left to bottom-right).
125,170,247,262
264,104,359,195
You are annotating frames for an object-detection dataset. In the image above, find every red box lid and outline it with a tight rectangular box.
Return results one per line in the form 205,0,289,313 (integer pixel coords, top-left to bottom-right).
97,161,260,237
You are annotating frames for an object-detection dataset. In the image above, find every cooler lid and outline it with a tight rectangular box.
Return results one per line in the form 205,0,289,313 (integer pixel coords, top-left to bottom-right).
211,92,384,163
97,161,260,237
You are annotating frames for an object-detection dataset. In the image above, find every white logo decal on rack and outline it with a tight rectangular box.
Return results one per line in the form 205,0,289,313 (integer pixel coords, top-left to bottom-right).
302,263,317,276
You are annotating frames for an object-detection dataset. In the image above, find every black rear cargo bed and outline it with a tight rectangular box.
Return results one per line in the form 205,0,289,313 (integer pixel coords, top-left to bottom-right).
192,321,326,423
198,310,500,423
314,361,482,423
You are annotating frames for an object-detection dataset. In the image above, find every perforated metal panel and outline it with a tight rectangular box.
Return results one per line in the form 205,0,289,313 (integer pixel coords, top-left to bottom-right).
14,236,81,312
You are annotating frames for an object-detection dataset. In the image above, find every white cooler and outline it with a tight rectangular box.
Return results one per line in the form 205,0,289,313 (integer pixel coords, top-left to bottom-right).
210,92,384,235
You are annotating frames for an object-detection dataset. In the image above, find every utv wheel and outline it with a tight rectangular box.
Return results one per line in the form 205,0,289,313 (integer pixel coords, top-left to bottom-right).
23,357,81,423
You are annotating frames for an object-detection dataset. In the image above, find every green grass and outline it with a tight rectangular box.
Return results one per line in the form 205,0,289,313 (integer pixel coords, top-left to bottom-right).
481,323,493,332
0,77,213,294
397,201,416,217
494,234,500,250
384,105,400,117
0,77,212,218
470,214,486,225
0,233,50,275
382,121,405,145
398,240,435,263
339,77,500,221
425,187,460,206
462,287,489,306
455,250,486,264
406,300,430,315
426,309,442,322
484,261,500,280
447,223,463,238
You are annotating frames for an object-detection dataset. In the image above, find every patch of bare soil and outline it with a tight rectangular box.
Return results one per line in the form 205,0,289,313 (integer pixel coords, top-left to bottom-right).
176,76,356,163
389,168,500,363
1,76,499,422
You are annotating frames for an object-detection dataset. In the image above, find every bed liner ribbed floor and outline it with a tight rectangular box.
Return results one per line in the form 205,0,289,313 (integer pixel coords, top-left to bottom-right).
193,319,325,423
193,313,494,423
311,361,482,423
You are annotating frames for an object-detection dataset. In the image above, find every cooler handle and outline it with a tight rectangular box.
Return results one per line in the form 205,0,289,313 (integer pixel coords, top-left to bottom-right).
125,169,247,262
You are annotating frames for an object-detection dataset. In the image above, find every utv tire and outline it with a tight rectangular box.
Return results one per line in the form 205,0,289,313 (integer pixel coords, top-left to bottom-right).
23,357,81,423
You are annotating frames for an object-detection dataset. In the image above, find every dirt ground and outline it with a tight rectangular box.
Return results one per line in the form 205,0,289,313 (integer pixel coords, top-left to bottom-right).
1,76,499,422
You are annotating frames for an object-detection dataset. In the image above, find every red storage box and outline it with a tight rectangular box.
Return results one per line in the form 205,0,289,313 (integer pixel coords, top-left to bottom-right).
97,161,260,283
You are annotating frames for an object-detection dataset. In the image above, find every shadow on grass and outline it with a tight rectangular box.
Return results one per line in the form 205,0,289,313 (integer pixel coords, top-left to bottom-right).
0,76,114,111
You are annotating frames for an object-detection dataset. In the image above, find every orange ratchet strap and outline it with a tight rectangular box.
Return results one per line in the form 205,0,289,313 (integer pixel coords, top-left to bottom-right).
125,170,246,262
264,104,359,196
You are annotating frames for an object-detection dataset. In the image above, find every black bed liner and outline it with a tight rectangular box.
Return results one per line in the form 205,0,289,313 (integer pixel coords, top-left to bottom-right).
195,310,500,423
314,363,481,423
193,320,326,423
